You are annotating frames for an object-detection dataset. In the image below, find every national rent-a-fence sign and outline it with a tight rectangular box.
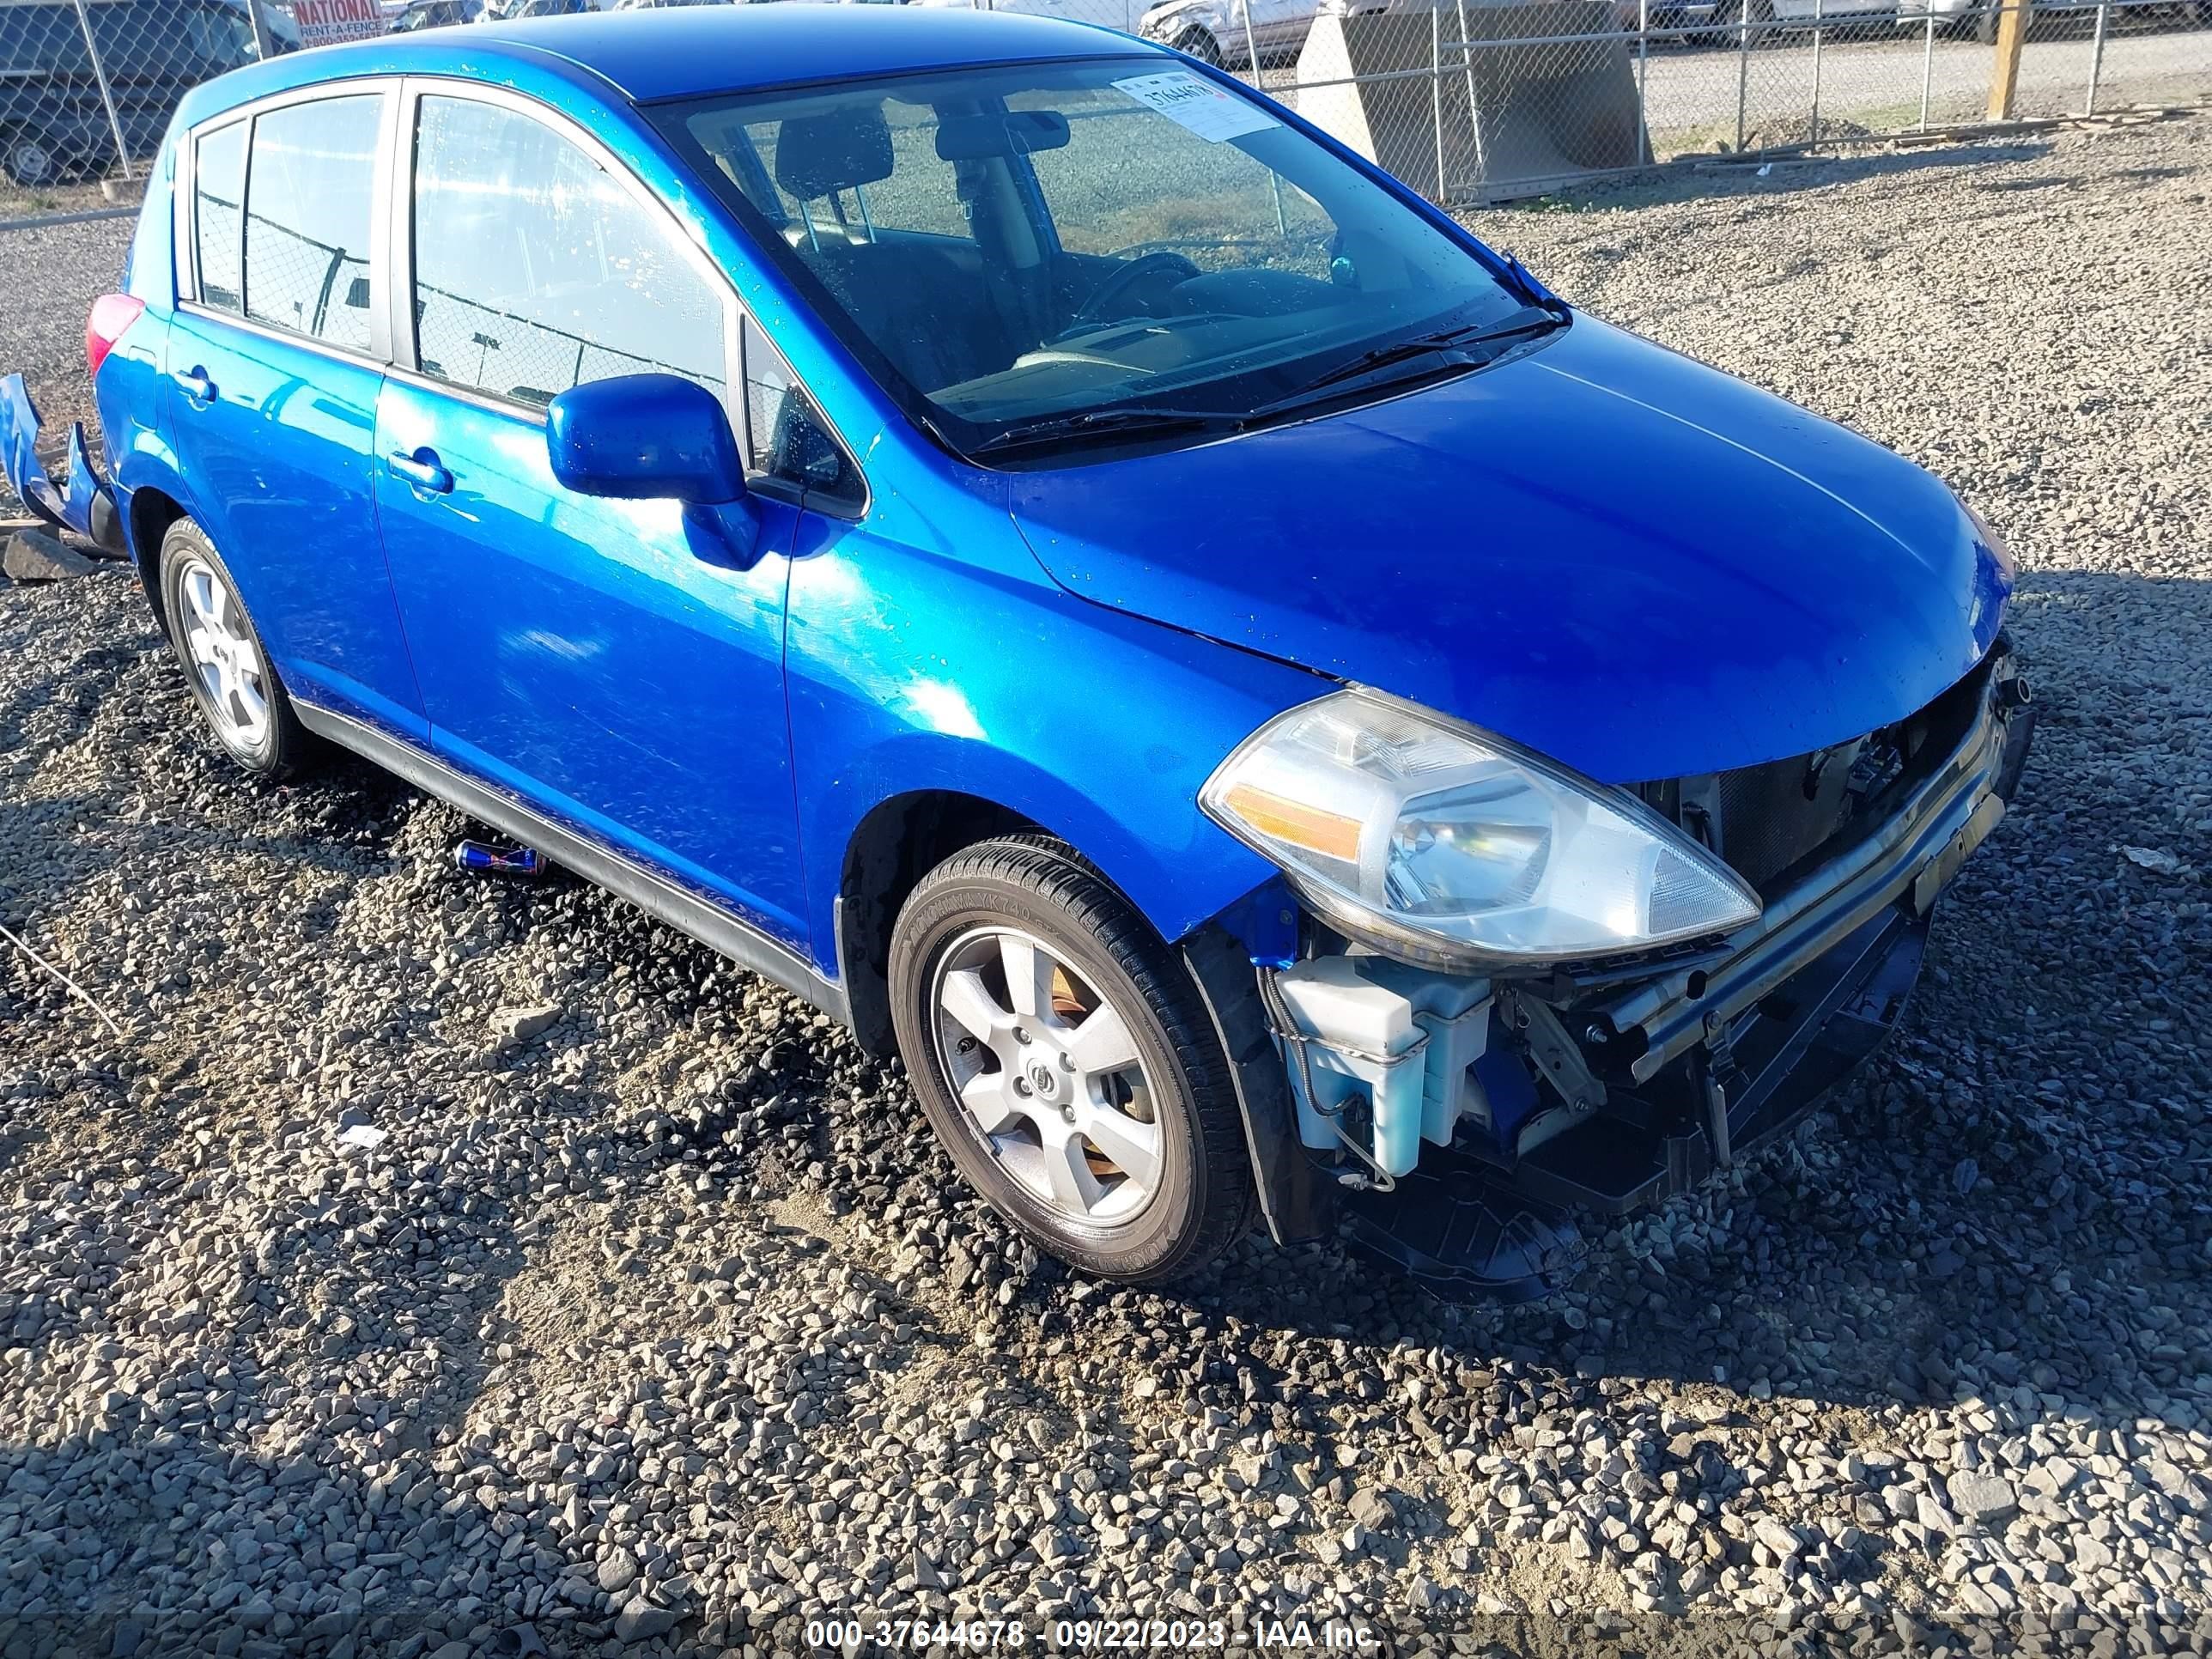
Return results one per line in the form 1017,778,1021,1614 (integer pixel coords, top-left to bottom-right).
291,0,384,48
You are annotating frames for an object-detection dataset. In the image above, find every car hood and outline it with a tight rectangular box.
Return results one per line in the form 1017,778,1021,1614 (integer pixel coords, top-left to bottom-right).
1008,315,2010,784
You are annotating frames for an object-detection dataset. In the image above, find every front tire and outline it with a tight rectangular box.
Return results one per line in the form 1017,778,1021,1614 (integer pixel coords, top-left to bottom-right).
889,837,1255,1285
158,520,310,778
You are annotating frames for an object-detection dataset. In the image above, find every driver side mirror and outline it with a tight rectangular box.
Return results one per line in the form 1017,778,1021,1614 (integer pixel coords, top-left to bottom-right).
546,373,746,505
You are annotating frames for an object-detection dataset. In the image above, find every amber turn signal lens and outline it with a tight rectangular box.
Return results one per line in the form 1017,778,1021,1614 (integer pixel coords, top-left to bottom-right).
1220,782,1363,862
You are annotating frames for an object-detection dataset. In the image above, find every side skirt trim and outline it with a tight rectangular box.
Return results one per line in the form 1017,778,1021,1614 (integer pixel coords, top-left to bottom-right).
293,699,850,1024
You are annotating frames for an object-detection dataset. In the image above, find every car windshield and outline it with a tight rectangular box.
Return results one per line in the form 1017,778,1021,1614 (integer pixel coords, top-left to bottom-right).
661,58,1550,464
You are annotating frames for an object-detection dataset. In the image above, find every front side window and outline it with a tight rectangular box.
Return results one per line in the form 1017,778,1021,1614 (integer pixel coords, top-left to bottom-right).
243,95,381,350
664,60,1547,465
193,119,247,313
410,95,727,407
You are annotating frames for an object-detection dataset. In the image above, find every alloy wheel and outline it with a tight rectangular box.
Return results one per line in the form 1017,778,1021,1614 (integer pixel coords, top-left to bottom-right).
928,925,1164,1226
176,556,270,750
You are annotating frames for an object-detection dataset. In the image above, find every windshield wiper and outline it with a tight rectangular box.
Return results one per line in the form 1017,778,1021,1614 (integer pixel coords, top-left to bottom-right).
960,307,1565,460
966,404,1248,459
1253,305,1567,415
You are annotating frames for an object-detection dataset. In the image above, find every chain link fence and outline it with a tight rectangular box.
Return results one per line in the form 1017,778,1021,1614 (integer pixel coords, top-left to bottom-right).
3,0,2208,211
0,0,386,203
1018,0,2210,199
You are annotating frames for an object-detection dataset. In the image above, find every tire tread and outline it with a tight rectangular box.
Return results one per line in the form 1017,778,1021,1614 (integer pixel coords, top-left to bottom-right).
157,519,313,781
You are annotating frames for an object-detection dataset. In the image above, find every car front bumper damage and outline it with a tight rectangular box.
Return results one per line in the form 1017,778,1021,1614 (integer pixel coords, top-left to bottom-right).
1187,643,2037,1297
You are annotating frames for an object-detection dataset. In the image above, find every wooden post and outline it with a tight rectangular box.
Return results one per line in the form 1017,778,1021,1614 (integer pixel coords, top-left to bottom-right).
1986,0,2029,122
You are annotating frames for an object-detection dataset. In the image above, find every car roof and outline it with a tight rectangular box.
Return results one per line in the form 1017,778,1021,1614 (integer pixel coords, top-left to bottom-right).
501,6,1157,98
182,6,1161,118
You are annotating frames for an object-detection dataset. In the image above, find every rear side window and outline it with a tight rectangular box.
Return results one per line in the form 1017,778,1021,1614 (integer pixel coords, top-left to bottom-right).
193,121,247,313
243,96,381,351
409,95,726,407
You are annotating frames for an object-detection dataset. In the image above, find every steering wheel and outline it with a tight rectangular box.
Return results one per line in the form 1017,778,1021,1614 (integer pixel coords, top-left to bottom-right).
1066,251,1204,331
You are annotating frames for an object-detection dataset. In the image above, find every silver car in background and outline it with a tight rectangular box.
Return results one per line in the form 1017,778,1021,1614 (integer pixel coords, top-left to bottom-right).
1136,0,1315,64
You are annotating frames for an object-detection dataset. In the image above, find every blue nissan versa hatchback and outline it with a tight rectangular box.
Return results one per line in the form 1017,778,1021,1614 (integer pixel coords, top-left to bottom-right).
54,5,2033,1289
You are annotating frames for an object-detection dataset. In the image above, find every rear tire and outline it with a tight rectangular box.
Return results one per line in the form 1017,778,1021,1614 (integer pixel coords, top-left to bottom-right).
158,520,311,779
888,836,1255,1285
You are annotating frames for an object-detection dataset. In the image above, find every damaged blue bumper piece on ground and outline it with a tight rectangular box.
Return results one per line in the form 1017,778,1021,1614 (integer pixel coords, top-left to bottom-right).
0,373,117,548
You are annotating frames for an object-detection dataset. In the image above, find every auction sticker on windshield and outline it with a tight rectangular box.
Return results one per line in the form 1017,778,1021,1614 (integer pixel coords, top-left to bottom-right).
1111,71,1280,142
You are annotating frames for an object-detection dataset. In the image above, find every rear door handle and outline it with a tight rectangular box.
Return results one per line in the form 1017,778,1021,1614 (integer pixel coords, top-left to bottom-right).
172,366,216,403
386,448,453,495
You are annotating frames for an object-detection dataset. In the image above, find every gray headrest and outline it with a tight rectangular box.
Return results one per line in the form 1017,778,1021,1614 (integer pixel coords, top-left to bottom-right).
774,105,895,201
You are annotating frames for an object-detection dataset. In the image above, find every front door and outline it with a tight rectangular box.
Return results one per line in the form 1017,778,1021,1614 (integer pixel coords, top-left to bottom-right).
372,88,811,944
164,90,426,738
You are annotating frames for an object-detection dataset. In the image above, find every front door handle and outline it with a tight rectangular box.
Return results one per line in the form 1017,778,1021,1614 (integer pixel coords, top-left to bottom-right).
172,366,216,404
386,447,453,495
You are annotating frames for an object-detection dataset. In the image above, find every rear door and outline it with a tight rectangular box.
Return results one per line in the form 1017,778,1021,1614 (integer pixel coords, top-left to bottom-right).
165,85,427,739
372,84,815,945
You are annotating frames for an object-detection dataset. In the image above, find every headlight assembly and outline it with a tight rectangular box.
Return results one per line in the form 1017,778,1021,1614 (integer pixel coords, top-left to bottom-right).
1200,689,1762,968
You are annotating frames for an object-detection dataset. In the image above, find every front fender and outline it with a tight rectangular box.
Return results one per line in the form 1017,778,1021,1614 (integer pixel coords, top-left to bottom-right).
787,510,1331,981
823,723,1271,947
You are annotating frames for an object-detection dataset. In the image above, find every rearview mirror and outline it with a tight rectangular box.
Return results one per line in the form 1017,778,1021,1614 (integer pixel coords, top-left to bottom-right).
934,109,1071,161
546,374,745,505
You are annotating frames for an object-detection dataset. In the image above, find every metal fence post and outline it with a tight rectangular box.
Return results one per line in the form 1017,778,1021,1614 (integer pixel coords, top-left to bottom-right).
2085,0,2109,113
1238,0,1263,86
1455,0,1482,179
1809,0,1824,147
1431,7,1449,202
1735,0,1752,152
246,0,279,61
1919,8,1937,128
1637,0,1651,163
70,0,133,182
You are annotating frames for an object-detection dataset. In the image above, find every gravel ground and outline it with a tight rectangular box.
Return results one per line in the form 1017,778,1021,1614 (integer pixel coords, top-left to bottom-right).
4,117,2212,1659
0,217,125,521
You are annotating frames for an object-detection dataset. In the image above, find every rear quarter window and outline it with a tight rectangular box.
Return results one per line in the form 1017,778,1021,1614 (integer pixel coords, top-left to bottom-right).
194,120,248,312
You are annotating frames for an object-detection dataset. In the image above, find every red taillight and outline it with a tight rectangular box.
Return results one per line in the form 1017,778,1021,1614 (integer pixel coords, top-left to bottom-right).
86,293,145,381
